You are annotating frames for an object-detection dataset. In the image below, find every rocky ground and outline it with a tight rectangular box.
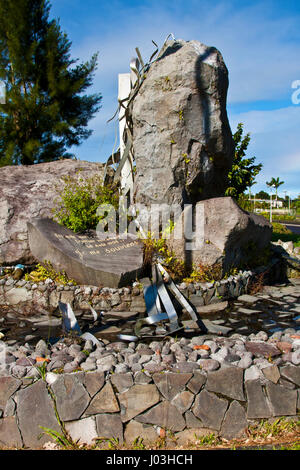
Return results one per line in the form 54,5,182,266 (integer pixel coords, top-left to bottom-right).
0,279,299,383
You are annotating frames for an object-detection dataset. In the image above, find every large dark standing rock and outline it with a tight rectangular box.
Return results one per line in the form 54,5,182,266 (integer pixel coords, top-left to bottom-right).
0,159,105,265
132,39,234,207
167,197,272,271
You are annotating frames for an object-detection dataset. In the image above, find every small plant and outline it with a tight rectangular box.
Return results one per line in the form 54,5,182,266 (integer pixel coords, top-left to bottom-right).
24,261,76,285
52,173,119,233
194,432,219,447
35,360,48,381
95,437,120,449
177,109,184,121
272,222,292,235
247,417,300,441
132,437,146,450
39,426,80,449
182,152,190,164
183,262,223,283
141,232,188,281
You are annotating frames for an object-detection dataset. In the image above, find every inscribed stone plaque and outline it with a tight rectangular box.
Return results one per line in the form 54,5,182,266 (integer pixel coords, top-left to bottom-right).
27,218,144,288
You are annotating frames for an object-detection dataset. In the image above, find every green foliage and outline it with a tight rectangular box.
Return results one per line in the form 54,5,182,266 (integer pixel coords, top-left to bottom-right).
34,360,48,380
194,432,219,447
241,240,271,269
183,263,224,283
271,223,300,247
293,195,300,214
248,418,299,440
24,260,76,285
225,123,262,199
271,222,292,235
259,212,296,222
236,193,253,211
142,231,188,281
256,190,270,200
39,426,79,449
266,177,284,195
0,0,101,166
52,174,119,233
132,437,146,450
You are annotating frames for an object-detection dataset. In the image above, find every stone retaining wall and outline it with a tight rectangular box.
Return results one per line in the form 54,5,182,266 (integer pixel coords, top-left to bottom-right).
0,256,285,318
0,364,299,449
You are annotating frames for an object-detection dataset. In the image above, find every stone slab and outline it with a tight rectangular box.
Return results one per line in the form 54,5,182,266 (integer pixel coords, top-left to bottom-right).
110,372,133,393
118,384,160,422
85,382,120,415
0,416,23,448
280,364,300,387
51,374,90,421
192,389,228,430
83,371,105,397
96,413,124,444
220,400,247,440
0,376,22,409
245,341,281,358
174,427,214,445
206,366,245,401
171,390,194,413
124,420,158,445
16,379,61,449
184,410,205,429
266,382,298,416
65,416,98,446
28,218,144,288
245,379,272,419
195,301,229,314
262,365,280,384
135,401,186,432
187,371,207,394
152,372,192,401
237,295,259,304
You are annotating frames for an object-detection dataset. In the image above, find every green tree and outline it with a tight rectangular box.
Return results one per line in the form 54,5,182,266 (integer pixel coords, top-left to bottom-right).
266,177,284,205
225,123,262,199
256,190,270,200
292,195,300,214
0,0,101,166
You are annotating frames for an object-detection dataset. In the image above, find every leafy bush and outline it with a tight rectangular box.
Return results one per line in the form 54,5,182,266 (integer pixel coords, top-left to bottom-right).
259,212,296,222
272,222,292,235
52,173,119,233
142,232,237,283
142,232,188,282
25,261,76,285
271,223,300,247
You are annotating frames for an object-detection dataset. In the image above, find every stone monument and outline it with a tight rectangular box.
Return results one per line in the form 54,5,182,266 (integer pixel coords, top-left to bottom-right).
131,39,235,207
27,218,144,288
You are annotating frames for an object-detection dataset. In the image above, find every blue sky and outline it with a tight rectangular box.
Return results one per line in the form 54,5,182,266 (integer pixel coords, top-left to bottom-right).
50,0,300,199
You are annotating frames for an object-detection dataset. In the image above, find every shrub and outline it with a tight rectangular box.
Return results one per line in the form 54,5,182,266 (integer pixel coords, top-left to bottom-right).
142,232,188,282
25,261,76,285
52,173,119,233
272,222,292,235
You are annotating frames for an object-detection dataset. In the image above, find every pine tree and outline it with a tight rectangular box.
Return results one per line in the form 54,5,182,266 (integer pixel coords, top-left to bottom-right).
0,0,102,166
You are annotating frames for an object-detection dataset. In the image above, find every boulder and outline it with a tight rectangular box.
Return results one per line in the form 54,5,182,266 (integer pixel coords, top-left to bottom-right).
132,39,234,208
167,197,272,272
0,159,105,265
27,218,145,288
